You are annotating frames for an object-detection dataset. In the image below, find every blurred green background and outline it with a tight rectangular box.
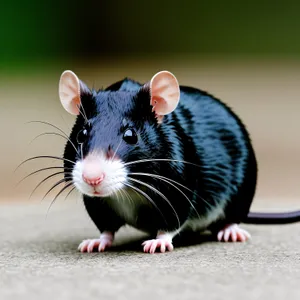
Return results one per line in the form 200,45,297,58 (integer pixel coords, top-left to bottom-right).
2,0,300,71
1,0,300,210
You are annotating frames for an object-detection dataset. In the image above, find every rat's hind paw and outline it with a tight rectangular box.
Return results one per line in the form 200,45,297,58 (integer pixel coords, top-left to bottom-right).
217,223,251,242
142,233,174,254
78,232,114,253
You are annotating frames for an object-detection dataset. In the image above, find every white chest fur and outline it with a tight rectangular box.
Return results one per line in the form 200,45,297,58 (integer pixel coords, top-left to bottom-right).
106,188,149,227
106,189,227,232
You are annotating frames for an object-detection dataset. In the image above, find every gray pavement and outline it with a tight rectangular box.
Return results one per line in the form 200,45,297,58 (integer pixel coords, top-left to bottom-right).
1,200,300,300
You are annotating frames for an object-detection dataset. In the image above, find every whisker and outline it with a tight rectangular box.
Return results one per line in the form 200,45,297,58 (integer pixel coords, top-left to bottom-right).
27,120,69,136
124,158,203,169
129,172,213,212
27,121,79,155
15,155,76,173
114,189,122,204
60,114,71,132
16,166,72,187
29,132,79,156
78,109,88,124
112,139,122,161
29,171,72,200
76,103,89,124
117,188,124,199
46,182,74,217
81,104,89,123
127,177,180,228
129,173,200,218
118,189,127,204
80,144,83,161
123,182,167,225
127,186,146,203
64,186,76,202
125,158,218,206
122,188,134,207
41,177,73,202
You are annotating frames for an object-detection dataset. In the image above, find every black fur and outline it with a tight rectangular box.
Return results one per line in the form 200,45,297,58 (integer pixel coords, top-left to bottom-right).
64,77,258,236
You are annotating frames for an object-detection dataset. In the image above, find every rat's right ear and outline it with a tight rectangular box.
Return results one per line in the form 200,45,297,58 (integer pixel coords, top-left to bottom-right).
59,70,89,115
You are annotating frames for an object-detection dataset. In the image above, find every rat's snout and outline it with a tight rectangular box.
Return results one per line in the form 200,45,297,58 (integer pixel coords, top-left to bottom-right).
73,151,127,197
82,155,105,187
82,173,105,186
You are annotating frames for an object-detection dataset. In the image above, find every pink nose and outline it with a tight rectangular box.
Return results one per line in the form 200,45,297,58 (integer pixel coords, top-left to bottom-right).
82,173,105,186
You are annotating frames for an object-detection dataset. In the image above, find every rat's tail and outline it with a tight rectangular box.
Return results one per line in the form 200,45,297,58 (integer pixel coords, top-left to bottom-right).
243,211,300,224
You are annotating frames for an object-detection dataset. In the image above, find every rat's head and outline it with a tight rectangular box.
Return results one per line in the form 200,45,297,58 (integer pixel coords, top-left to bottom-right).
59,70,180,198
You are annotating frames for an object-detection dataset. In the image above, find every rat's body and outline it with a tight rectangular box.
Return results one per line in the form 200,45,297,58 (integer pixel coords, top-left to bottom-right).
57,70,299,253
78,79,257,234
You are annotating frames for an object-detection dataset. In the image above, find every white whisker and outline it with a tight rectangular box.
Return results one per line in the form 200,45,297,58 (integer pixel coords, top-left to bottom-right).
129,172,213,213
124,158,202,168
76,103,89,124
80,144,83,161
112,139,122,161
127,177,181,229
27,121,79,156
123,182,167,225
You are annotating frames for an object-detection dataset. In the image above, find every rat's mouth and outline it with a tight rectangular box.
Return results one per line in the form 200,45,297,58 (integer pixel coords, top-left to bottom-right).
73,181,118,198
92,188,110,197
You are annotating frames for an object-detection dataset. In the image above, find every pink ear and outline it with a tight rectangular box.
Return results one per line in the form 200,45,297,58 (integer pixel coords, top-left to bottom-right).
59,70,81,115
150,71,180,120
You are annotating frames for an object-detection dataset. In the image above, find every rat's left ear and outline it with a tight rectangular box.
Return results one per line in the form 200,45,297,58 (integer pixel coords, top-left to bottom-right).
59,70,90,115
149,71,180,123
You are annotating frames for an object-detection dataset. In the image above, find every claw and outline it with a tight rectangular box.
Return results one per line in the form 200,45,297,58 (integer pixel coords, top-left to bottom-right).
78,232,114,253
217,224,251,243
142,233,174,254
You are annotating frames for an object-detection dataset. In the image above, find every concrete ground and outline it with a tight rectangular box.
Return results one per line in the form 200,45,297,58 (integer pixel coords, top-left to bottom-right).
1,199,300,300
1,57,300,299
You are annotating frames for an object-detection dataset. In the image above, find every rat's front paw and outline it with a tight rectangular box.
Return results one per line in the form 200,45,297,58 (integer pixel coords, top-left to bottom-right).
142,234,174,254
217,223,251,242
78,232,114,253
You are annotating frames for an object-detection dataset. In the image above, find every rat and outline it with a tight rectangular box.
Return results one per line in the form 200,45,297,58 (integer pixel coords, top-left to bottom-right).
57,70,300,254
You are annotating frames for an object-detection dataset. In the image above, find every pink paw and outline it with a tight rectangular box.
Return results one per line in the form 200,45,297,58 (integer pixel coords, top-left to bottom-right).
217,224,251,242
78,232,114,253
142,236,174,254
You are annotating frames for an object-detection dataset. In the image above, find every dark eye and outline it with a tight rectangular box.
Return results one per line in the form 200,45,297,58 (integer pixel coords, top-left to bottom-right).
77,128,89,144
123,128,138,144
